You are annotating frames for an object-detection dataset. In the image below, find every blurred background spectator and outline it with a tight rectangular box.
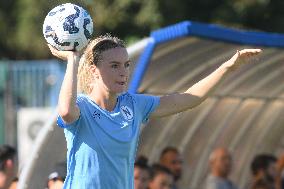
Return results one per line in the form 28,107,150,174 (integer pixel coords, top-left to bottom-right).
205,147,238,189
46,161,66,189
148,164,174,189
0,145,17,189
250,154,277,189
134,156,150,189
159,147,183,189
276,153,284,189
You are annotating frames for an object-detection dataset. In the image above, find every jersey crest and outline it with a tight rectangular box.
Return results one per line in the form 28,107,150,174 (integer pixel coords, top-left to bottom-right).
120,105,133,121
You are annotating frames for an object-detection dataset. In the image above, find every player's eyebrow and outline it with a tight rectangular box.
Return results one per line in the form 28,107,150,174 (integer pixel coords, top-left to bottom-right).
108,60,131,64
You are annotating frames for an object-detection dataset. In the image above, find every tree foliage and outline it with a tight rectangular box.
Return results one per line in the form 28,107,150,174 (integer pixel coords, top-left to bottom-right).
0,0,284,59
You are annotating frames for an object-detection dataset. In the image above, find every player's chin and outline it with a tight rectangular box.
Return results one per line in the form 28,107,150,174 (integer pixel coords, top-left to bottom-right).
112,86,127,94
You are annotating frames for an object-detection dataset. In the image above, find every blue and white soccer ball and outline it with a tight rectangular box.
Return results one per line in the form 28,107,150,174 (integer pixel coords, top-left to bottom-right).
43,3,93,51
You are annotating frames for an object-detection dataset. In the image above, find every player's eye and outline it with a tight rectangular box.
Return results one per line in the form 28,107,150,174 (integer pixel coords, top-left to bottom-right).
125,62,130,68
111,64,118,68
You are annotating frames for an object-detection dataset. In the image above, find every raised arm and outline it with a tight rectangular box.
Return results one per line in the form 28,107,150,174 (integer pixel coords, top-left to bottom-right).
152,49,262,117
48,45,80,124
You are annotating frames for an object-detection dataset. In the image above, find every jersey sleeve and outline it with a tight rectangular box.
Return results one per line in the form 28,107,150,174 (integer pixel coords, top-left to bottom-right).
56,94,85,129
131,93,160,124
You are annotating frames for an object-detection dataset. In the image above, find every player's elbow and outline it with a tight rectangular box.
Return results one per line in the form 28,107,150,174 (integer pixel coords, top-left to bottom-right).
58,106,70,118
58,106,78,123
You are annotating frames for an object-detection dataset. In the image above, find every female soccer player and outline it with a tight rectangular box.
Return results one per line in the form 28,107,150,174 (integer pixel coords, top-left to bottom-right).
48,34,261,189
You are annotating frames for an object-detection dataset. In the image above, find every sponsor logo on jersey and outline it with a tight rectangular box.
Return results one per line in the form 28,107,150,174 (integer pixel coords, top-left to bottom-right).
92,111,101,119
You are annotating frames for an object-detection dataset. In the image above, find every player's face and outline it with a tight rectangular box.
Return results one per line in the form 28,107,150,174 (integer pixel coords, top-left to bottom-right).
134,167,150,189
95,47,131,94
148,173,173,189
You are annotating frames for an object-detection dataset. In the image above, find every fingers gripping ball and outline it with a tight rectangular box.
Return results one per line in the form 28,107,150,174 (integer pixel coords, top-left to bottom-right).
43,3,93,51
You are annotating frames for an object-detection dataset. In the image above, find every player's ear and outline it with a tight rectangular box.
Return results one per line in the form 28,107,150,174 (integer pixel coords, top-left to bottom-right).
89,65,99,79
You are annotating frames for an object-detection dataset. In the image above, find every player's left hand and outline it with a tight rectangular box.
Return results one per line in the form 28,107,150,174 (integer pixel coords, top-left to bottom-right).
226,49,262,71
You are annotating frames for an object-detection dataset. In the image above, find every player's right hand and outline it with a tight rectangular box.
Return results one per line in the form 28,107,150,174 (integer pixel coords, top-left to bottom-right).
48,44,81,61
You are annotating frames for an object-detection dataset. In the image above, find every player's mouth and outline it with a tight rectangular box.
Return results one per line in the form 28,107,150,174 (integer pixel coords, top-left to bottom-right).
117,81,127,86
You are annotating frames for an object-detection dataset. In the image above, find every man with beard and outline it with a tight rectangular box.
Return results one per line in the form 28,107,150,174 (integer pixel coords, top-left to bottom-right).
159,147,183,189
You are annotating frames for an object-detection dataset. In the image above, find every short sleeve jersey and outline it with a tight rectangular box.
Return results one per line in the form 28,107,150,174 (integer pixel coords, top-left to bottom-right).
57,92,160,189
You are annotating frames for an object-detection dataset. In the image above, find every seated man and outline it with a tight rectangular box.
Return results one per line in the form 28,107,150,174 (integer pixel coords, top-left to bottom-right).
205,147,238,189
159,147,183,189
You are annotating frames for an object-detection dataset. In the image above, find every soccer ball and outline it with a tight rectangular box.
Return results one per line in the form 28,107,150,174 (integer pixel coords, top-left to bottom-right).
43,3,93,51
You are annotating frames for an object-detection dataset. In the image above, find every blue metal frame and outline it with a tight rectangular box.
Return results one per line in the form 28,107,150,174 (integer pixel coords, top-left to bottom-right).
128,21,284,93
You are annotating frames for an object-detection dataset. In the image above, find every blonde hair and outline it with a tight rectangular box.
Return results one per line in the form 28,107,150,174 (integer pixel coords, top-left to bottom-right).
78,34,126,94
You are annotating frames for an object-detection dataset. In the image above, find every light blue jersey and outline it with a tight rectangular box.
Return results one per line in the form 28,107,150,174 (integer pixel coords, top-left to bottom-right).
57,92,160,189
